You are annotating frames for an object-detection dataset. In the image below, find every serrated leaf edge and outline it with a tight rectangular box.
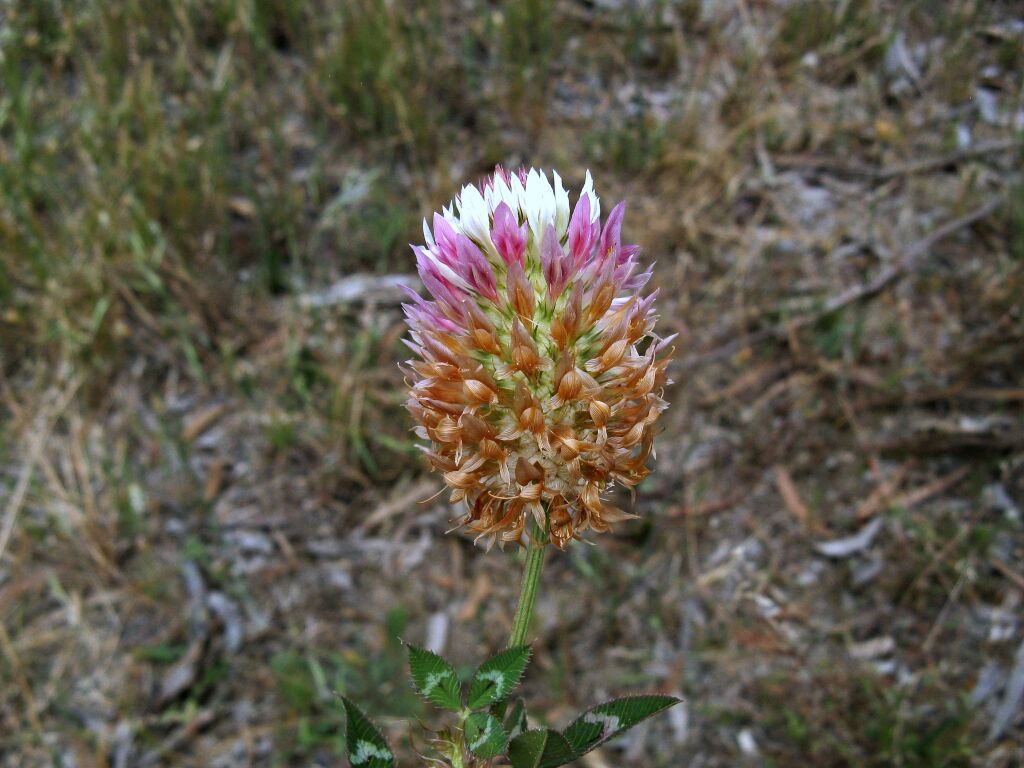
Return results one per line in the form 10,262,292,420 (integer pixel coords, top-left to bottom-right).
562,694,682,757
339,696,396,768
467,645,532,709
404,643,462,711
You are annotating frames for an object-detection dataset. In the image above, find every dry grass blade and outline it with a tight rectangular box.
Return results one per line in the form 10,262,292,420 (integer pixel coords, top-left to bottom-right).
0,621,43,738
0,380,79,562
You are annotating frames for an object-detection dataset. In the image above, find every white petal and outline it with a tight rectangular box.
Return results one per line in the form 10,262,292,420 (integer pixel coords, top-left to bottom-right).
422,218,435,248
442,203,462,233
552,170,570,238
457,184,490,244
483,182,498,211
581,169,600,222
486,174,513,215
501,178,520,214
525,168,555,238
482,173,499,209
508,173,528,217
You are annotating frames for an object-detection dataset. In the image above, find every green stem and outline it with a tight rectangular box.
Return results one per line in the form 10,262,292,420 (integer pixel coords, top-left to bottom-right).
449,735,465,768
508,527,546,648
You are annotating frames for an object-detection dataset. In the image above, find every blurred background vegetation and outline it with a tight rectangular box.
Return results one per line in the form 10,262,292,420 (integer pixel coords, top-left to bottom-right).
1,0,1022,765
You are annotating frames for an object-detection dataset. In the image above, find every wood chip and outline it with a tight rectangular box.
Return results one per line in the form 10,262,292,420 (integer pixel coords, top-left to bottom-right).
815,518,883,558
202,459,225,502
425,611,449,655
988,637,1024,742
774,466,813,530
158,641,204,704
228,197,256,218
181,403,227,443
848,636,895,660
298,273,414,308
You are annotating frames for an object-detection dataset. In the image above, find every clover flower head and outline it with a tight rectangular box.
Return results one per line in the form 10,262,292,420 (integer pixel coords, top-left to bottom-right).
403,166,673,549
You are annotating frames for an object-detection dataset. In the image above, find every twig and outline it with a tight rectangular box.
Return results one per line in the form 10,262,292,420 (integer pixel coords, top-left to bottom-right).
814,198,1001,314
856,463,911,520
875,427,1024,456
358,478,439,533
891,466,970,509
772,138,1019,180
990,558,1024,593
676,198,1002,370
666,491,746,518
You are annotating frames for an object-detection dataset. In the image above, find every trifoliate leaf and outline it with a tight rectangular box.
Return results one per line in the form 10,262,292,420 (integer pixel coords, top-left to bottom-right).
339,696,396,768
406,644,462,712
562,695,681,757
506,728,576,768
467,645,531,710
465,712,508,759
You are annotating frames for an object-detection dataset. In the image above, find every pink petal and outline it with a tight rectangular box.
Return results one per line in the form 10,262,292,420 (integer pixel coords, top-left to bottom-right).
619,243,640,265
541,224,569,300
491,202,527,266
414,245,464,310
491,164,512,188
400,285,460,334
567,193,594,267
432,213,459,265
599,201,625,266
456,234,499,303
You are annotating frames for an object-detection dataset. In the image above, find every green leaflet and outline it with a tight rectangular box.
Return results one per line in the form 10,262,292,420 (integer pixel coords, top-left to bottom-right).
465,712,509,759
507,728,576,768
507,695,681,767
406,644,462,712
562,695,681,757
339,696,396,768
502,696,529,739
467,645,532,709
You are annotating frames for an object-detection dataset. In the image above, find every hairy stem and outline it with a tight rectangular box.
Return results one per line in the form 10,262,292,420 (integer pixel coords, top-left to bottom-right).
508,527,546,648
